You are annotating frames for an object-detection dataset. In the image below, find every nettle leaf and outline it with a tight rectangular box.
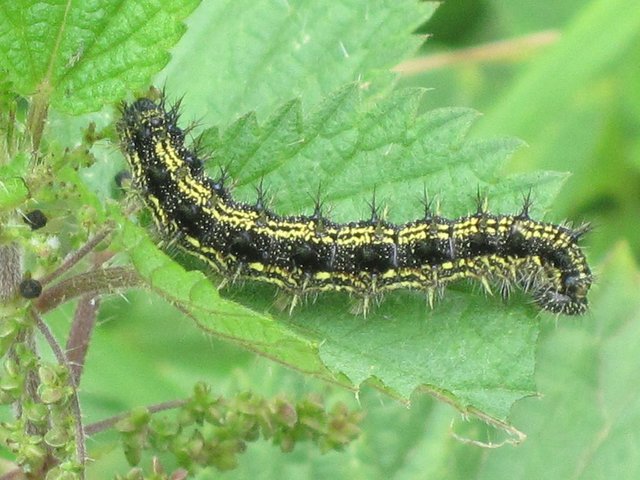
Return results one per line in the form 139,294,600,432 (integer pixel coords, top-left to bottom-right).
0,153,30,211
120,81,567,429
220,87,557,423
0,0,199,114
159,0,438,124
118,220,336,382
103,0,567,430
204,84,566,222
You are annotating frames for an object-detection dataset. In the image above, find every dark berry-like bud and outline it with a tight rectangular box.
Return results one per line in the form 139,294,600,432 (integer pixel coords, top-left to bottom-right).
23,210,47,230
19,279,42,299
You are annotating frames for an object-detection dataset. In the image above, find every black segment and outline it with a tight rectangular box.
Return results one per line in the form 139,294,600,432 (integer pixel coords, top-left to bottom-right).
412,238,452,265
353,243,397,273
504,227,530,257
206,178,230,201
542,247,573,270
147,165,171,186
175,203,205,237
183,151,203,174
562,272,582,293
229,230,267,262
467,232,499,256
149,115,164,128
291,242,323,271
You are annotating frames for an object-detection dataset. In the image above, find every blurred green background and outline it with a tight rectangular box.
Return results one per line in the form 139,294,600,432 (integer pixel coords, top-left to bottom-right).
75,0,640,478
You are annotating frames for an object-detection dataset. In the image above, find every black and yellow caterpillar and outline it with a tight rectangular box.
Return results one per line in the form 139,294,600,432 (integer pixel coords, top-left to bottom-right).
117,97,592,315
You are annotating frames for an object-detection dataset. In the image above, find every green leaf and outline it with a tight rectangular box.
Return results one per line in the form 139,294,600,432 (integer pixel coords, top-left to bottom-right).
0,0,199,114
198,243,640,480
159,0,438,124
262,90,546,421
124,82,567,426
0,153,30,211
144,2,561,427
204,84,547,221
117,219,336,383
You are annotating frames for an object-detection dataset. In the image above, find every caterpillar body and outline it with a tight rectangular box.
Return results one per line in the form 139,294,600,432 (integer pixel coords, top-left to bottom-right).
117,97,592,315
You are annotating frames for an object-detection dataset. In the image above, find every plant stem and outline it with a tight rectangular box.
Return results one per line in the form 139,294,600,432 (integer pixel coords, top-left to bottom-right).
394,30,560,75
0,243,22,300
65,294,100,384
35,266,142,314
26,85,51,156
39,226,113,287
31,310,86,479
84,399,187,436
0,467,26,480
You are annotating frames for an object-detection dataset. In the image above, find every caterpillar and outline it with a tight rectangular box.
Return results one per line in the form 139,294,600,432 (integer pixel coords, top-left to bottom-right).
117,96,592,315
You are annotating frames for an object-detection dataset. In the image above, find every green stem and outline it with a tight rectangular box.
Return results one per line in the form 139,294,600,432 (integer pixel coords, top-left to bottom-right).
26,86,51,156
84,399,187,436
39,226,113,287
